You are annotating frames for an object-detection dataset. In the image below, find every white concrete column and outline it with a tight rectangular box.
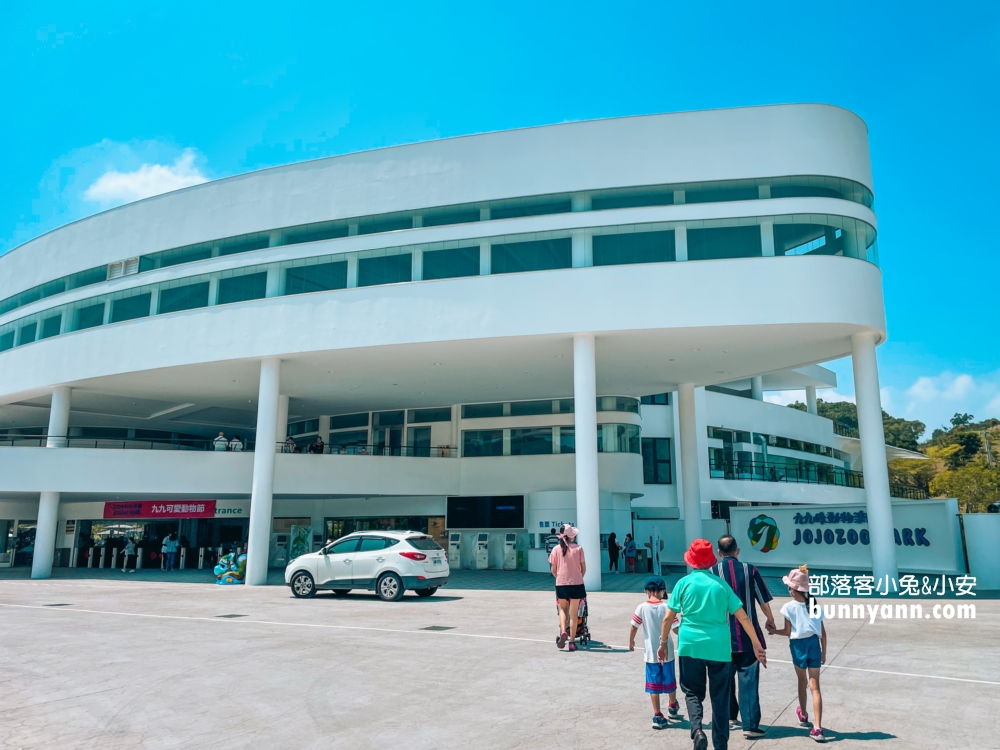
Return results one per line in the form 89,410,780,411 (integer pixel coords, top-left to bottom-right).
101,300,112,325
276,395,289,442
32,386,72,579
348,224,359,236
265,267,281,298
245,358,281,586
268,230,282,247
412,216,423,228
675,226,688,262
750,376,764,401
573,334,601,592
758,185,771,199
479,208,491,221
677,383,703,547
346,256,359,287
149,287,160,316
851,332,898,582
571,232,592,268
479,241,491,275
412,248,424,281
761,221,775,257
571,194,591,212
208,277,219,306
806,386,818,415
673,190,685,205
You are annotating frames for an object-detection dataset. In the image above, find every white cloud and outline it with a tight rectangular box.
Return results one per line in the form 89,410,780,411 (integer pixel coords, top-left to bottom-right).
900,371,1000,429
764,389,855,407
84,149,208,206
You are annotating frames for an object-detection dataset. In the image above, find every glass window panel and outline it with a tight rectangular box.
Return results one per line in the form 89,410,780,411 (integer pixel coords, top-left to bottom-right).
358,254,412,287
597,396,640,413
642,437,672,484
158,282,210,314
462,403,504,419
422,247,480,280
0,331,13,352
510,427,553,455
329,413,369,430
687,226,762,261
491,201,571,220
141,245,212,272
559,426,575,454
422,210,481,227
591,193,674,211
463,430,504,457
685,187,758,203
287,419,319,436
16,323,37,346
67,266,108,290
111,293,151,323
774,224,843,257
75,303,105,330
407,407,451,423
557,399,574,413
593,231,675,266
490,238,572,274
373,410,404,427
407,426,432,455
218,272,267,305
285,226,348,245
770,184,844,200
358,218,413,235
219,237,269,257
328,430,370,450
285,262,347,295
640,393,670,405
509,400,555,416
40,315,62,340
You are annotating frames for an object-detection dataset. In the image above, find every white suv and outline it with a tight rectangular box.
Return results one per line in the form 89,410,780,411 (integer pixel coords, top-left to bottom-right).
285,530,449,601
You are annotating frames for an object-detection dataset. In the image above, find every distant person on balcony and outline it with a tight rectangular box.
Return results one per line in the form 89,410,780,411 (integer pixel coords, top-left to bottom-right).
624,534,637,573
229,435,244,452
307,436,325,454
282,436,296,453
607,532,621,574
212,432,228,451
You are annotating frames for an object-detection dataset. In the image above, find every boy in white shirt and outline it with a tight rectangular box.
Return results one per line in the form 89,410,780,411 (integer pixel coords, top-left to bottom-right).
629,575,681,729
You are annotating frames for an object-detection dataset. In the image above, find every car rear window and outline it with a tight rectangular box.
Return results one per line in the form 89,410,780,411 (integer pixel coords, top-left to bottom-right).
406,537,443,551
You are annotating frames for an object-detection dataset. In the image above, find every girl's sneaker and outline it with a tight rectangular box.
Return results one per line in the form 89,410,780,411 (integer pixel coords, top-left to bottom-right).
568,642,577,652
796,706,810,727
556,632,568,649
667,701,680,719
651,714,669,730
809,728,827,742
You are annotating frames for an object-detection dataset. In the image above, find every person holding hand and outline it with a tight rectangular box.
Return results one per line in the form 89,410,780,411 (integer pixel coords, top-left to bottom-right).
656,539,766,750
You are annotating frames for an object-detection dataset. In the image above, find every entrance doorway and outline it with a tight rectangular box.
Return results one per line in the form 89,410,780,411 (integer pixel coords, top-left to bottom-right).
13,520,36,567
325,516,433,542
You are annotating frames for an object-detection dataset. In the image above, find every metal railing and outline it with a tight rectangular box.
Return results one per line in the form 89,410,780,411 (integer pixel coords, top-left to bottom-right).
276,443,459,457
0,436,256,451
888,484,930,500
709,456,865,488
832,422,860,439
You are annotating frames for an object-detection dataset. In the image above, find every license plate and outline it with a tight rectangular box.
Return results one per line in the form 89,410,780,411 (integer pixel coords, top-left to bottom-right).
433,558,442,565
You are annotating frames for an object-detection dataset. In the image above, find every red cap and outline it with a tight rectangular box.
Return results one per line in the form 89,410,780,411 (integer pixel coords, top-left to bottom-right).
684,539,717,569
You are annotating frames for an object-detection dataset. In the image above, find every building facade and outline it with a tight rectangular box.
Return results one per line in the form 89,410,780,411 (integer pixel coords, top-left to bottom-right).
0,104,905,588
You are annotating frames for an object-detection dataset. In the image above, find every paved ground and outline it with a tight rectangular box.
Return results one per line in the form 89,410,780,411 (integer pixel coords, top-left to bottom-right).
1,573,997,749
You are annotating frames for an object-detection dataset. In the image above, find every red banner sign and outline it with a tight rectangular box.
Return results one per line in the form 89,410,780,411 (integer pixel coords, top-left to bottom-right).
103,501,217,519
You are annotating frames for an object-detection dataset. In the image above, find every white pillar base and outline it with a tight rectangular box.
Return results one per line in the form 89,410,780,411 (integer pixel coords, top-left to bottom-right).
32,492,60,579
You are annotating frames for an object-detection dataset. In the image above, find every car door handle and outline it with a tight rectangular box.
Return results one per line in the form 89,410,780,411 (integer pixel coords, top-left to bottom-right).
344,559,352,563
375,557,385,562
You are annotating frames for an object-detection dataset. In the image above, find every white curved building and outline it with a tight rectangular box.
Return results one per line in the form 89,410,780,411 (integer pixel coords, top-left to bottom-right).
0,104,908,588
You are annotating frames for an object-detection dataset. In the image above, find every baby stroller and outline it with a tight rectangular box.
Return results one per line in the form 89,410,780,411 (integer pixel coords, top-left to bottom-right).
556,596,592,647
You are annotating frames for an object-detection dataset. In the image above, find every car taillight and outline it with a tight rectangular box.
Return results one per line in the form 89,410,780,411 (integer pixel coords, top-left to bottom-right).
400,551,427,561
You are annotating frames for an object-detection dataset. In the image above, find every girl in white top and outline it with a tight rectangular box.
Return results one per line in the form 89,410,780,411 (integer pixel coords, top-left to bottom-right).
767,565,828,743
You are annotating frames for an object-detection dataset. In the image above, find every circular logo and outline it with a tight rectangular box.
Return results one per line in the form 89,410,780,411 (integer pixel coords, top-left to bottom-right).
747,514,780,553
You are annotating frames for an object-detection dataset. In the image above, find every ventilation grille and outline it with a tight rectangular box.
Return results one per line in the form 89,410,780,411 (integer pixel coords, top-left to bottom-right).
107,258,140,280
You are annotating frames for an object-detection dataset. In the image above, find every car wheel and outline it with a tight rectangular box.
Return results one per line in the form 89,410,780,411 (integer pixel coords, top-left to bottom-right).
415,587,438,598
377,572,404,602
332,589,351,597
290,571,316,598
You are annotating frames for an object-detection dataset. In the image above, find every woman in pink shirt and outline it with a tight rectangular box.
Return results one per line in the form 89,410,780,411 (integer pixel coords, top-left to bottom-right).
549,524,587,651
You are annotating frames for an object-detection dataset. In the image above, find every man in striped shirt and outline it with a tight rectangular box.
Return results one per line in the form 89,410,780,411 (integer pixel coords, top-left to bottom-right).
711,535,775,740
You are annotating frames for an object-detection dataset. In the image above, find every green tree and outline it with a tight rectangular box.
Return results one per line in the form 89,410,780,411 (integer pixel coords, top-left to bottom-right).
929,459,1000,512
944,431,983,469
786,400,925,449
951,413,974,427
888,457,938,490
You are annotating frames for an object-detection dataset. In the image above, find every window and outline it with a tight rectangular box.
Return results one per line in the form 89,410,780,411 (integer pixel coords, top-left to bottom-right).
599,424,641,454
16,323,37,346
407,407,451,423
510,400,555,416
641,393,670,405
111,293,151,323
359,218,412,235
219,237,269,256
358,254,412,286
285,262,347,295
642,438,673,484
770,185,844,200
328,430,370,451
774,224,842,257
491,201,570,220
330,413,369,430
597,396,640,414
510,427,553,455
358,537,388,552
373,411,404,427
327,537,360,554
40,315,62,340
593,231,675,266
285,226,348,245
218,272,267,305
462,403,504,419
288,419,319,436
559,427,575,454
463,430,503,457
687,226,762,261
592,193,674,211
422,210,480,228
0,332,13,351
75,303,105,330
158,282,209,314
686,187,758,203
491,238,572,274
407,426,431,455
422,246,480,280
141,244,212,272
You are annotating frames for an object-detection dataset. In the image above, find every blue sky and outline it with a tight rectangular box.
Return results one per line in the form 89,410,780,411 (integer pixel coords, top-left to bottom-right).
3,1,998,435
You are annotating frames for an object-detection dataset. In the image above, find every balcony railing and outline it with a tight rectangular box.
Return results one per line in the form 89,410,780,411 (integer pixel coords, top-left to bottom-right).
0,436,255,451
276,443,459,457
832,422,860,439
888,484,930,500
